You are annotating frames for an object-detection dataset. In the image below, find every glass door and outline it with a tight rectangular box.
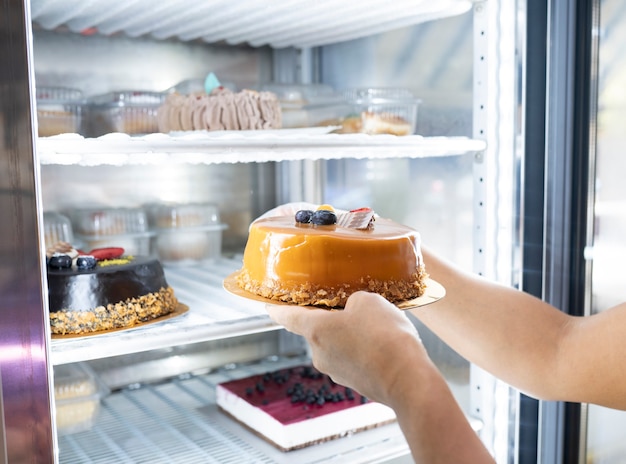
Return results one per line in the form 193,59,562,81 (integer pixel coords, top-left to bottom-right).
586,0,626,461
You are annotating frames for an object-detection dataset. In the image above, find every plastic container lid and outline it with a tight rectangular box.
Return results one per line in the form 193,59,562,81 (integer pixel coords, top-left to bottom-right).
343,87,421,105
68,207,150,237
54,362,109,435
36,86,84,104
146,202,221,229
166,78,238,95
89,91,166,108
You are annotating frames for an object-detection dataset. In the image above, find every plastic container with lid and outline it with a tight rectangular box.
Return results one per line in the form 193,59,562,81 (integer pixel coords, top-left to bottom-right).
259,83,350,128
87,90,166,136
342,87,421,135
43,211,75,248
146,202,227,266
67,207,154,256
36,86,84,136
166,78,238,95
53,362,109,435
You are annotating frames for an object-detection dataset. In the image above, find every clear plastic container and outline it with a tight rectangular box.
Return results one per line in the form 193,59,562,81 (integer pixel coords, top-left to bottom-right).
87,90,166,136
146,202,227,265
53,362,109,435
259,83,350,128
36,86,84,136
67,207,154,256
43,211,74,248
146,202,220,228
260,83,337,106
166,78,238,95
342,87,421,135
152,224,227,265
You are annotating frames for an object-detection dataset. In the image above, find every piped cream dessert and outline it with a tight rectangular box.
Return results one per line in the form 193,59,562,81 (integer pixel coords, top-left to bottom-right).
236,206,427,307
158,87,282,132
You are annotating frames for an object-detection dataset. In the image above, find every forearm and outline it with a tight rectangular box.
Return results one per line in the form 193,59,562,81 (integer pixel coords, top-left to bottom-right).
390,358,494,463
412,247,571,399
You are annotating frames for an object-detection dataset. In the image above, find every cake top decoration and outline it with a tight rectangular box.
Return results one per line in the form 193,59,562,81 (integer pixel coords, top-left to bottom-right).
204,72,221,94
293,205,375,230
336,207,376,230
46,242,129,271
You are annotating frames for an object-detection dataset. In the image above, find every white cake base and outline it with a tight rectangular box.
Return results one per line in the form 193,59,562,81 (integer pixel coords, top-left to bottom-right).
216,365,397,452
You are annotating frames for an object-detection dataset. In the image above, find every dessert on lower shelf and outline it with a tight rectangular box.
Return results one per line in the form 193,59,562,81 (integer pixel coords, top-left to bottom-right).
46,242,179,335
157,86,282,132
236,205,428,307
54,362,108,435
216,364,396,451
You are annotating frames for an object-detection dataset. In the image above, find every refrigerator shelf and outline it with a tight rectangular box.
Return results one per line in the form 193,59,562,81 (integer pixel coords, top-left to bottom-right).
58,355,411,464
37,132,486,166
31,0,471,49
50,256,279,366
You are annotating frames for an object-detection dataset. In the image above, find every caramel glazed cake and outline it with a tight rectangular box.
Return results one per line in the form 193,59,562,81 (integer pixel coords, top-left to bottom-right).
237,206,428,307
46,242,178,335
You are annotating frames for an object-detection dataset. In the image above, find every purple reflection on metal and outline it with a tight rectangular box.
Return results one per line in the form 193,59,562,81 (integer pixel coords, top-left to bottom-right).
0,0,57,462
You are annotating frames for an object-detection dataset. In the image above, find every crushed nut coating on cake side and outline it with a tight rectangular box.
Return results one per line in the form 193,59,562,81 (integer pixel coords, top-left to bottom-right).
50,287,178,335
237,266,428,308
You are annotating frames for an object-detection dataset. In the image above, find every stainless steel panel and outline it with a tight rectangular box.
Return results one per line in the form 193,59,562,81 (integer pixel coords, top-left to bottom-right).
0,0,56,461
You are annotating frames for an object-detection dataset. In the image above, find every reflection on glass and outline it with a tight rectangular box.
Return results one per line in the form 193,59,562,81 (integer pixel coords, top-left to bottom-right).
588,0,626,461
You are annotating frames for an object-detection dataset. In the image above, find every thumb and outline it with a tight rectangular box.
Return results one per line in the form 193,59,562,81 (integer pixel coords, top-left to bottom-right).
266,303,330,337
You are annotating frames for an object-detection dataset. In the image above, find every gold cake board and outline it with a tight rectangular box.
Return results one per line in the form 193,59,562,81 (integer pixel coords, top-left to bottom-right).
51,303,189,339
223,271,445,310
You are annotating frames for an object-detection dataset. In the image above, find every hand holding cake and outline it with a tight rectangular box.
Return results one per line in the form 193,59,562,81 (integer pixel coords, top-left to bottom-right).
266,291,495,463
267,291,423,405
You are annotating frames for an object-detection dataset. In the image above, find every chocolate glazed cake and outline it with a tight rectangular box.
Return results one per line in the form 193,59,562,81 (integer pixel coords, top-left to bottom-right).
47,255,178,335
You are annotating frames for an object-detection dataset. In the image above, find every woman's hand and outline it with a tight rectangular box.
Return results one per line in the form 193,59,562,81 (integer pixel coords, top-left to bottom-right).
267,291,496,463
266,290,428,405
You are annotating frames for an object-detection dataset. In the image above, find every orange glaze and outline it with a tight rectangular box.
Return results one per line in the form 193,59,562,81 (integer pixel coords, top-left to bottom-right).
241,215,422,289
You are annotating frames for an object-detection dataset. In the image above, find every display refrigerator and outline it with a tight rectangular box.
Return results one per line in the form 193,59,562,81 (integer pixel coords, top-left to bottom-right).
0,0,617,462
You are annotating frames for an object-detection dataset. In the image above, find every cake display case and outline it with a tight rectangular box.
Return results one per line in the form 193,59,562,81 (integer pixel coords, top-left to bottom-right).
1,1,506,462
2,0,608,462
